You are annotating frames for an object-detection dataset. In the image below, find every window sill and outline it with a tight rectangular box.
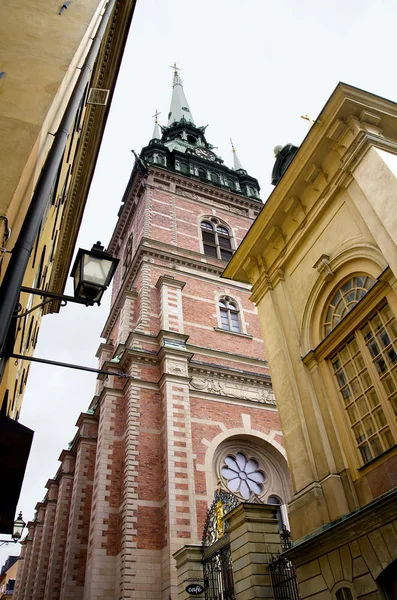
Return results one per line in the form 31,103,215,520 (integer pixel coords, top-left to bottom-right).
357,443,397,471
213,327,253,339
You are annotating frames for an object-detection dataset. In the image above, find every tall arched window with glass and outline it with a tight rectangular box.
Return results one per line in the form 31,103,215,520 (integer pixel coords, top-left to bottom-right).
201,219,233,261
325,276,397,465
219,297,240,333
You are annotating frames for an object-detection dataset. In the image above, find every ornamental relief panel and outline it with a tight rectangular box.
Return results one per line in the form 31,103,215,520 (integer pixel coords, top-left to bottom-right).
190,376,276,405
164,359,188,377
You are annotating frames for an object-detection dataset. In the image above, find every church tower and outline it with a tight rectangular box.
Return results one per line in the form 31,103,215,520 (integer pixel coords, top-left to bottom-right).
15,67,290,600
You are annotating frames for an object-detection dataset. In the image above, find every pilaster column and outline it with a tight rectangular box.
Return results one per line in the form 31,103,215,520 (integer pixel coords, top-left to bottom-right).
225,503,282,600
173,545,203,600
23,505,45,600
60,413,98,600
158,337,197,600
43,451,75,600
349,146,397,277
32,482,58,599
117,290,138,345
83,390,124,600
13,533,30,600
156,275,186,333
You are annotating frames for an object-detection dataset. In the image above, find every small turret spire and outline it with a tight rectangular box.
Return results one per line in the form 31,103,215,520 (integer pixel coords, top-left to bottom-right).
151,109,161,140
230,138,244,171
167,62,195,126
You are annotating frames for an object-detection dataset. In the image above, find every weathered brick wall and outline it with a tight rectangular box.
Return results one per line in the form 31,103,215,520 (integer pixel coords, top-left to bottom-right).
18,167,286,600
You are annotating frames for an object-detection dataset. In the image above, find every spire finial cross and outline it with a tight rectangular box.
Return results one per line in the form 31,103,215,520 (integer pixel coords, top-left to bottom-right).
152,108,161,123
230,138,236,153
169,62,181,75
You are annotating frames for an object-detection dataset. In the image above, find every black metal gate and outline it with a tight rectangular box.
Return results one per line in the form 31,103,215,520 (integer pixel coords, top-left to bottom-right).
269,555,300,600
202,489,239,600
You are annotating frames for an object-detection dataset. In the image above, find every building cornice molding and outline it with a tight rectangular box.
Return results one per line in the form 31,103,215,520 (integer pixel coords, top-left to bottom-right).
224,84,397,287
49,0,138,301
286,487,397,566
101,242,226,338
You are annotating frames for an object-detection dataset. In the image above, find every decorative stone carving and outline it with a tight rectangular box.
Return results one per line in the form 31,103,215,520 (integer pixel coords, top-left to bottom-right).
166,360,188,377
313,254,335,282
190,377,276,405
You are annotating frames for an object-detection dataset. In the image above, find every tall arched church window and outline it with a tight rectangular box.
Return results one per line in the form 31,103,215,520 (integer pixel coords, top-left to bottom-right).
219,296,240,333
324,275,376,336
201,219,233,261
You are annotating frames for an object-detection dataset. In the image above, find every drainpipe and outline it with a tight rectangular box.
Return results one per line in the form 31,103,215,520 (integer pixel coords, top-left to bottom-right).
0,0,117,369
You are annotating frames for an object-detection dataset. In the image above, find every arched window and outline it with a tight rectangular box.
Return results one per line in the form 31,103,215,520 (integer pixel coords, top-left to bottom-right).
225,179,235,190
334,588,354,600
201,219,233,261
198,168,207,181
210,172,220,185
219,296,240,332
178,162,188,174
378,559,397,600
324,275,376,336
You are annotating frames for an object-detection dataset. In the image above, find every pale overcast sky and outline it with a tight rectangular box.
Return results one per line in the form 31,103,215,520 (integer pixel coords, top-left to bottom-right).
2,0,397,562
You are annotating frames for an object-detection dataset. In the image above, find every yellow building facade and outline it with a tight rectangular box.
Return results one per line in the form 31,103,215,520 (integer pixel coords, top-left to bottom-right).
0,0,137,420
225,84,397,599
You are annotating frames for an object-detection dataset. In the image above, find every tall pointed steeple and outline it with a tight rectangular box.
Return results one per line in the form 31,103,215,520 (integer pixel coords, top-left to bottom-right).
151,109,161,141
167,63,195,126
140,66,260,201
230,139,246,173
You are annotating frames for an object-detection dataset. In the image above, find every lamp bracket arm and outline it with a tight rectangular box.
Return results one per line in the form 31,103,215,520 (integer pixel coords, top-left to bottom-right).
15,298,67,318
19,286,94,306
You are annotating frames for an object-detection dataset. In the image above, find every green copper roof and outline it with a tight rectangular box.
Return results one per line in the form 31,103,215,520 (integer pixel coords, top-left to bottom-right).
167,65,195,126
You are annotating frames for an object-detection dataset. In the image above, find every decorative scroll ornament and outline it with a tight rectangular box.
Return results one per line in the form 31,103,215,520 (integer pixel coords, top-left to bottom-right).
190,376,276,405
202,485,239,548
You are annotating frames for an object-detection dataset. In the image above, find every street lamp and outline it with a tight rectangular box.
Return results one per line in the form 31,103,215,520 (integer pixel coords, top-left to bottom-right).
71,241,119,305
0,512,26,546
9,241,126,378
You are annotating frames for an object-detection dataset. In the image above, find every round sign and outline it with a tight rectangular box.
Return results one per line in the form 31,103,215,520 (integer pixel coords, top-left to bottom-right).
185,584,204,595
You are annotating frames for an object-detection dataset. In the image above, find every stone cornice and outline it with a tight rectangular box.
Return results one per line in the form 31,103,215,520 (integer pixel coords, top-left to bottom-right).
286,487,397,566
48,0,138,302
108,163,262,257
224,83,397,291
147,166,263,211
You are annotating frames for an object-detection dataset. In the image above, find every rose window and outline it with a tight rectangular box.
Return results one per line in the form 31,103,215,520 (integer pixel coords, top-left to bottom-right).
221,452,266,499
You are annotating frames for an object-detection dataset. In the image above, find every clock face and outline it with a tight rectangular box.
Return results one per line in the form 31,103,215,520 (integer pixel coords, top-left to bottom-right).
195,148,216,161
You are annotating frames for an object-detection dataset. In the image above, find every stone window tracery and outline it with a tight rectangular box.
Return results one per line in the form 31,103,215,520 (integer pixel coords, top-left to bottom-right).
219,297,240,333
221,452,266,500
324,275,376,336
200,218,233,261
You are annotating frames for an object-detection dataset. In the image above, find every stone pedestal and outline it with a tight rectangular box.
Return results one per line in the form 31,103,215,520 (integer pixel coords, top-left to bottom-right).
173,545,204,600
225,503,282,600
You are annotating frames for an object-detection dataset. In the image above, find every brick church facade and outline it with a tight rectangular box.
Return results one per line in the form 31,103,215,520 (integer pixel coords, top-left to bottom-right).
14,67,290,600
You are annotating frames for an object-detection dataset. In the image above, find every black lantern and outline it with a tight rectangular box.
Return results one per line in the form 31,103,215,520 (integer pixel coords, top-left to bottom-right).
12,512,26,541
70,242,119,305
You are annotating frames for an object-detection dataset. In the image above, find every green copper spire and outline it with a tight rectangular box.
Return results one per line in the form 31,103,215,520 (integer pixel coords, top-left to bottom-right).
167,63,195,126
151,109,161,140
230,139,245,172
